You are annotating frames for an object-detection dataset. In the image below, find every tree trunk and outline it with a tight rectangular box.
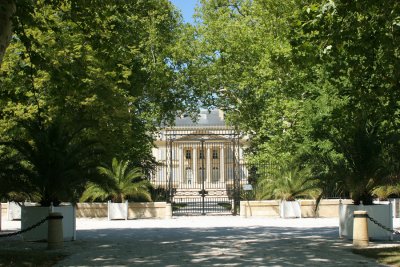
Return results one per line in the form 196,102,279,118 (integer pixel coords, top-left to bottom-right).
0,0,15,69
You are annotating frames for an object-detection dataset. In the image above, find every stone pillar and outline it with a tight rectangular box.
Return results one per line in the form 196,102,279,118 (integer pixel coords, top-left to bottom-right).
220,146,225,183
47,212,63,250
179,145,184,186
193,146,197,186
206,146,211,182
353,210,369,247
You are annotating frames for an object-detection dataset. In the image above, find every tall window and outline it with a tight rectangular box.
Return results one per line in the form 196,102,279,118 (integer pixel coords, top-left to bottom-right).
199,149,205,159
185,149,191,159
212,149,219,159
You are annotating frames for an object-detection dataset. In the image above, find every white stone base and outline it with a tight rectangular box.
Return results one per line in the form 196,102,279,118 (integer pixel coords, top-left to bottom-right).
339,203,393,241
21,205,76,241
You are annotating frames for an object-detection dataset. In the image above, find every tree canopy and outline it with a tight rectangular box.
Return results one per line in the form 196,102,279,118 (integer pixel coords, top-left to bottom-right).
189,0,400,203
1,0,399,204
0,0,200,201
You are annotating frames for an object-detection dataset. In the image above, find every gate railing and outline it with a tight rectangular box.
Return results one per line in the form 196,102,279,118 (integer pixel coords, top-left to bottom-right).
151,128,245,215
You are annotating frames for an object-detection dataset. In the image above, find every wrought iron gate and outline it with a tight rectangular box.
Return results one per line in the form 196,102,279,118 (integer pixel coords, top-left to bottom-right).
152,128,247,215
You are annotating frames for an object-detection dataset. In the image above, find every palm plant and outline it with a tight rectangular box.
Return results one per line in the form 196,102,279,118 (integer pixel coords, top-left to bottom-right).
80,158,152,203
1,119,102,206
372,185,400,201
255,162,320,201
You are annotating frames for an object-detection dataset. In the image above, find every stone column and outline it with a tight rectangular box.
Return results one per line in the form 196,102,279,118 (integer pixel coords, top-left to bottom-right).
220,146,225,183
179,145,184,187
192,146,197,186
206,146,211,182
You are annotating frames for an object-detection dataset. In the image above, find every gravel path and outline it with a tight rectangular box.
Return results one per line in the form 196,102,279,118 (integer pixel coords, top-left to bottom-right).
2,217,400,266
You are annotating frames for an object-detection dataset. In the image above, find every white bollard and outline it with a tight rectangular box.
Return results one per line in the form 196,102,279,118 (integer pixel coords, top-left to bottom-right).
47,212,63,249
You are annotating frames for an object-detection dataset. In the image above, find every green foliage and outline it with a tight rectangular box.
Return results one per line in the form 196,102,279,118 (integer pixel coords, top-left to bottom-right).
80,158,152,203
372,185,400,201
191,0,400,204
0,0,201,199
254,160,320,201
1,0,196,161
0,118,102,206
291,0,400,204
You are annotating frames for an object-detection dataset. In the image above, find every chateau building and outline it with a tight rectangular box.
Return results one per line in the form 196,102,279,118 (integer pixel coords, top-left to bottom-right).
151,109,249,215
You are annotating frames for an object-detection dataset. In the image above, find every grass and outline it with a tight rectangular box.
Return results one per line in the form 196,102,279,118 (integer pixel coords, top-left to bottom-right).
0,250,66,267
353,247,400,267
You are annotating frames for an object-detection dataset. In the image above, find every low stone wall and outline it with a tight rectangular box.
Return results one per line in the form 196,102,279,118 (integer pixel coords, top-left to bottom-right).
75,202,169,219
128,202,168,219
76,203,108,218
240,199,354,218
300,199,353,218
240,200,280,218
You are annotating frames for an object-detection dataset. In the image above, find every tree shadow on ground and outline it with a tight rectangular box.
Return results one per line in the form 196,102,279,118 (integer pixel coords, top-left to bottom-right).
54,225,391,266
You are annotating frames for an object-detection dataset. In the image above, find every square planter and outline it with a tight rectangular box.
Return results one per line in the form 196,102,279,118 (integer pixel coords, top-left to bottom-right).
7,201,36,220
339,203,393,241
21,204,76,241
280,200,301,218
108,200,128,220
8,201,21,220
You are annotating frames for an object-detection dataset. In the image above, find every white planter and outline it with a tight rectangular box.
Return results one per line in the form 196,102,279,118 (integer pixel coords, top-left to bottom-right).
280,200,301,218
8,202,38,220
108,200,128,220
374,199,399,218
21,204,76,241
339,203,393,241
8,201,21,220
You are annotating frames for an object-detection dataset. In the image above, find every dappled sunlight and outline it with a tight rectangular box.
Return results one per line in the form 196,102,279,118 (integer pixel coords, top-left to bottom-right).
52,222,387,266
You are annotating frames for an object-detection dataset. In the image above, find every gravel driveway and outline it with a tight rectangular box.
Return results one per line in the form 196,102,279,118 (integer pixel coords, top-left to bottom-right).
2,216,400,266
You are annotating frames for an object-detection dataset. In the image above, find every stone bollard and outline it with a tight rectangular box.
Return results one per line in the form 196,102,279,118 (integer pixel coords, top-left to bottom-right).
165,203,172,219
353,210,369,247
47,212,63,250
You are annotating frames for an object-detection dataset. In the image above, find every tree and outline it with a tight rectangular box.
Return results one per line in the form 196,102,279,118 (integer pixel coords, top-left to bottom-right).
0,0,15,67
291,0,400,204
80,158,152,203
191,0,400,205
0,0,197,176
0,117,102,206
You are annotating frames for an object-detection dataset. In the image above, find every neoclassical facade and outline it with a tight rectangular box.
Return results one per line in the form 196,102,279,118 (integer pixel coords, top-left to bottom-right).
151,109,248,209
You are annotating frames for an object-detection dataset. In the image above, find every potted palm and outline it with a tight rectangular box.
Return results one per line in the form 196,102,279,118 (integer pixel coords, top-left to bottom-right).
333,124,399,241
80,158,152,220
255,162,320,218
0,118,102,241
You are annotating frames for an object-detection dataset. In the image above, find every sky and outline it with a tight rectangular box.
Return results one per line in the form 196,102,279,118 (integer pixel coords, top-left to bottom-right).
169,0,198,24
